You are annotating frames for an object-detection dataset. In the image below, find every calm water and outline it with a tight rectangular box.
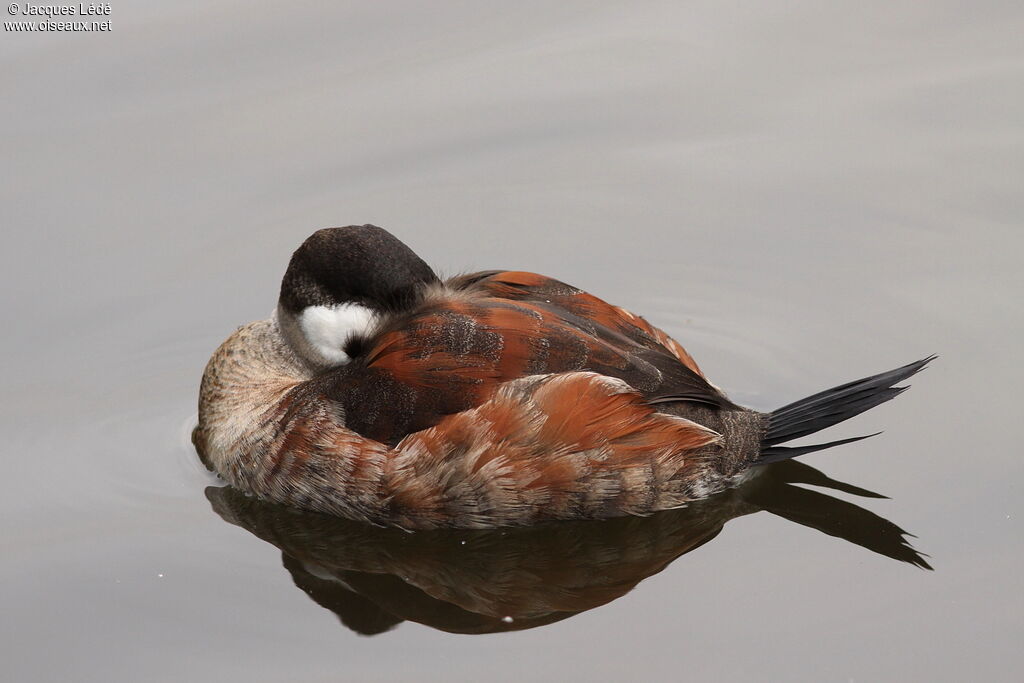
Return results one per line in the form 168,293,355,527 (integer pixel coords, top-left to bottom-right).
3,2,1022,681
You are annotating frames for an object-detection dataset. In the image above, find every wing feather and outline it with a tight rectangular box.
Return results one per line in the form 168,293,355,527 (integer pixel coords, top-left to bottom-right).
327,275,730,445
388,372,723,527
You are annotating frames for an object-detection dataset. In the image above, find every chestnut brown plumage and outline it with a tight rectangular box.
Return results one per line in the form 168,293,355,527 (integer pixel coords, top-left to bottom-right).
207,459,929,636
196,225,932,529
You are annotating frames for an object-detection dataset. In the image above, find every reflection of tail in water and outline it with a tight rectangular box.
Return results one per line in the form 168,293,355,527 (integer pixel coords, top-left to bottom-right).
207,460,929,636
740,460,931,569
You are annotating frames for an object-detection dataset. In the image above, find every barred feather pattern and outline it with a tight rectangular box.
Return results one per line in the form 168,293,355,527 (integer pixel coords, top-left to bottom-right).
463,270,707,378
330,276,731,446
198,319,727,529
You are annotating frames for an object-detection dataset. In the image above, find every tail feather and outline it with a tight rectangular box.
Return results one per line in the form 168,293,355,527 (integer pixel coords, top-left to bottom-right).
757,355,935,464
758,433,881,465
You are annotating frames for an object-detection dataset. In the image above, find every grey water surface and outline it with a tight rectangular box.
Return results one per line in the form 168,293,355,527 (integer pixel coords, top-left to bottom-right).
2,2,1022,681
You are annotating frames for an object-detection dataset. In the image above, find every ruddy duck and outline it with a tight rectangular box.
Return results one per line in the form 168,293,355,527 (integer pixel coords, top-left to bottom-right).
197,225,932,529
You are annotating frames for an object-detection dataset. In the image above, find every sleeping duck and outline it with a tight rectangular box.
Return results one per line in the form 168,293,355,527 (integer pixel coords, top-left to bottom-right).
196,225,931,529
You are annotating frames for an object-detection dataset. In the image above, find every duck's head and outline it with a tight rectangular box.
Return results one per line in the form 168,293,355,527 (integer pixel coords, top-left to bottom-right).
276,225,439,369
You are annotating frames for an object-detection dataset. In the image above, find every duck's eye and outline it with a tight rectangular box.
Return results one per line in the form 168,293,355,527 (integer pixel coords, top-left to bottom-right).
298,303,377,366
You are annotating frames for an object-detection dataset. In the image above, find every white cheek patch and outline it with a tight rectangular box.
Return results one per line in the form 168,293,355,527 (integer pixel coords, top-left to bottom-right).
298,303,377,365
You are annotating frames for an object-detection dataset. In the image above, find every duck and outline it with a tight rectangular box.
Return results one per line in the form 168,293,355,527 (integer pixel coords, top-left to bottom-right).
196,224,933,530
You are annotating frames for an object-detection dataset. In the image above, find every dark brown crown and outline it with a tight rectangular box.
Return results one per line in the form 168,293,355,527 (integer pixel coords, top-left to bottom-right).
279,225,439,314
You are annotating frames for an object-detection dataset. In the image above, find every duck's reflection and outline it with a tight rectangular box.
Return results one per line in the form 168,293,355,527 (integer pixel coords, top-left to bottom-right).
206,460,929,636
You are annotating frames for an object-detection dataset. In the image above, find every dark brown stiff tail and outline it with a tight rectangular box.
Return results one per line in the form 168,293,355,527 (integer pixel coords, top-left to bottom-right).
757,356,936,465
